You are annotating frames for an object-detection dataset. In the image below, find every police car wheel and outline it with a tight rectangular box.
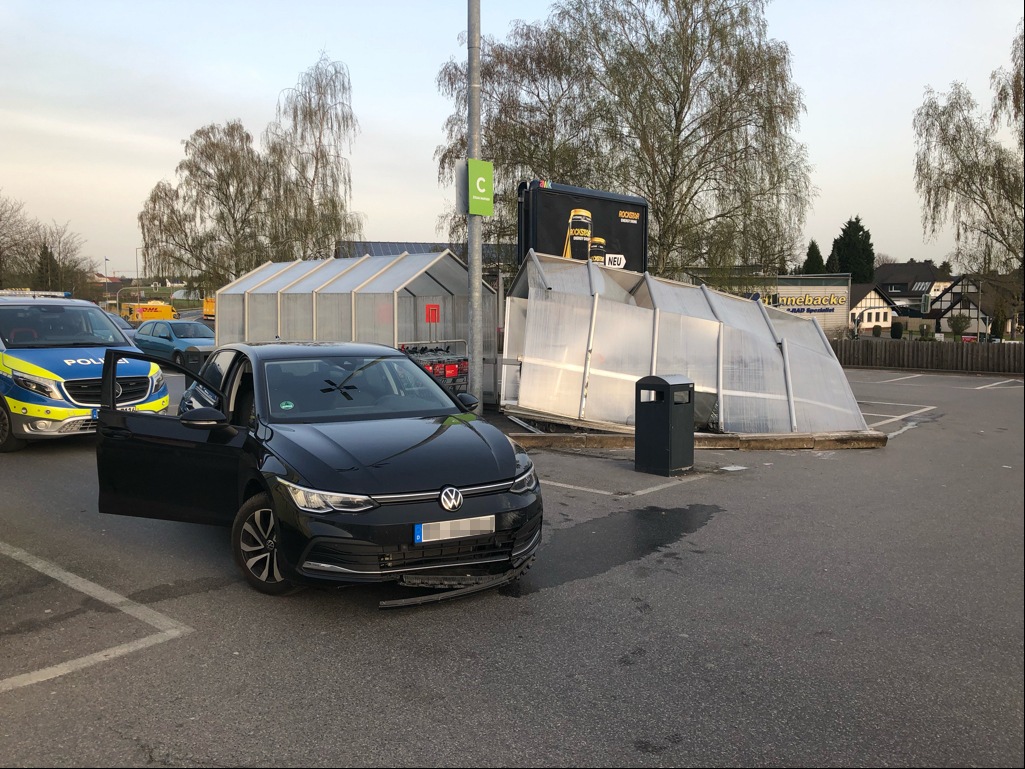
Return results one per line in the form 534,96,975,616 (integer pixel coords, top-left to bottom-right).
231,493,300,596
0,400,28,453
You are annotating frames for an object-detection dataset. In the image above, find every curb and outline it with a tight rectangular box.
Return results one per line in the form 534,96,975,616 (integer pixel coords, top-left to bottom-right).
508,430,888,451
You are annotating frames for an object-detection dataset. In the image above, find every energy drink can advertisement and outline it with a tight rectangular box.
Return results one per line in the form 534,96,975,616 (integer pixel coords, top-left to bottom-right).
562,209,592,260
517,180,648,272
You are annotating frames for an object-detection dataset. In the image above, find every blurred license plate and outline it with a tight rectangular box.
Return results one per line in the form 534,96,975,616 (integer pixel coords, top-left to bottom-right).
415,515,495,544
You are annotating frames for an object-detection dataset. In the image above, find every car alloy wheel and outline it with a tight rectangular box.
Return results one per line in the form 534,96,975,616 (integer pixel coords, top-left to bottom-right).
173,351,185,367
231,493,298,595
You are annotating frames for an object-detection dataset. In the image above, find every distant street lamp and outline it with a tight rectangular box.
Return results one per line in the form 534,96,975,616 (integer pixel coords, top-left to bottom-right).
115,286,133,317
104,257,110,305
135,247,143,303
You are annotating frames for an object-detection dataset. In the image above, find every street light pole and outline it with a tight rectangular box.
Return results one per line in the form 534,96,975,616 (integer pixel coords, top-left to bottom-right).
103,257,110,306
135,247,142,304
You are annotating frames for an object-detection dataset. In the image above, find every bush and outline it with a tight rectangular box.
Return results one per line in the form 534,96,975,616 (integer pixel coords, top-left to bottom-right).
890,321,904,339
871,325,882,337
948,313,971,336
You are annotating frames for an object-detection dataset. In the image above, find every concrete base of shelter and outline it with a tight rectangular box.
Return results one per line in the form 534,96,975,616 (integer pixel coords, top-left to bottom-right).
508,430,888,451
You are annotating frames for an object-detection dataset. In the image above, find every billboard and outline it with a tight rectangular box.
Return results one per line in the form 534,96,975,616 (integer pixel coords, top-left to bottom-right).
770,275,851,334
517,180,648,273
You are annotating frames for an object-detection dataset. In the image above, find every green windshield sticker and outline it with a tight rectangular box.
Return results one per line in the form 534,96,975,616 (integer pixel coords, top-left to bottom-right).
280,401,294,411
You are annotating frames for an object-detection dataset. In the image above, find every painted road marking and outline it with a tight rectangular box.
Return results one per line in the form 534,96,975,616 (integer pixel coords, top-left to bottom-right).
865,405,936,429
0,540,193,693
976,379,1019,389
878,374,923,383
543,474,705,498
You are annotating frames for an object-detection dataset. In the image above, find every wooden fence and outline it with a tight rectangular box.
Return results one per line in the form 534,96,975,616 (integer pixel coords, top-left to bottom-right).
830,339,1024,374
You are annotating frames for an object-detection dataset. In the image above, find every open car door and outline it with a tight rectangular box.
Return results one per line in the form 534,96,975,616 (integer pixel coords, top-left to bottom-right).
96,348,247,525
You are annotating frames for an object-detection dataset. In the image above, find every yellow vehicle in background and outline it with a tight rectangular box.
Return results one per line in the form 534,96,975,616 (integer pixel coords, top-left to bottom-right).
121,301,179,323
202,296,216,320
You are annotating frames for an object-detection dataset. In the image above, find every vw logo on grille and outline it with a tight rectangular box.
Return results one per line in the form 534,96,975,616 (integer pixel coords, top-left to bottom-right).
439,486,463,512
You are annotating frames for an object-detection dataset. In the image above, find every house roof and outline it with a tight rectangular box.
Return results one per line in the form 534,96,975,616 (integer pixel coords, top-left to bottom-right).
875,262,941,299
930,274,1019,320
850,283,898,308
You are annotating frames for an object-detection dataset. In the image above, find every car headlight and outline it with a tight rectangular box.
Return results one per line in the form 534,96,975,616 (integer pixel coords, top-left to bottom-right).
12,370,62,400
150,367,165,392
508,439,539,494
279,479,379,514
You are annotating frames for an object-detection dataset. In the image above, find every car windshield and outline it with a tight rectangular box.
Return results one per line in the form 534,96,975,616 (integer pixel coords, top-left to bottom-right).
0,304,129,348
172,322,214,339
107,313,132,330
261,355,459,423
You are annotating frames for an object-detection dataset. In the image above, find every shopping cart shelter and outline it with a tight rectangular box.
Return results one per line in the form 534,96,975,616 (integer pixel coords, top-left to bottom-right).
501,251,869,435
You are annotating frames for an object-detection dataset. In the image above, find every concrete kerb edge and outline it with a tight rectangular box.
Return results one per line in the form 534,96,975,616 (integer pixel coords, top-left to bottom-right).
509,430,887,450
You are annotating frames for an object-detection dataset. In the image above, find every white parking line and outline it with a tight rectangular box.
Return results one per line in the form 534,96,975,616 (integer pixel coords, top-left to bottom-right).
858,400,932,408
543,474,704,497
878,374,923,383
976,379,1019,389
867,405,936,429
629,475,705,496
0,540,193,693
542,480,615,496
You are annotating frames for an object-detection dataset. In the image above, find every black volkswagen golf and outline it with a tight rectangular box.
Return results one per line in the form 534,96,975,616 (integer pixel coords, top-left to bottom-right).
95,342,542,607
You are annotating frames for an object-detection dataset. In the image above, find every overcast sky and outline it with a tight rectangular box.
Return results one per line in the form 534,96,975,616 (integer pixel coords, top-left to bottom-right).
1,0,1021,278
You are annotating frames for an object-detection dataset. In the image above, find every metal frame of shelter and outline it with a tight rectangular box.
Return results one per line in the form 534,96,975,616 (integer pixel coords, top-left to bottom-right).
214,251,500,399
501,251,868,435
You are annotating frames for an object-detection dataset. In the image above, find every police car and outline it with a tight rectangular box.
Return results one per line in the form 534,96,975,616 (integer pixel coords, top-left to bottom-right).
0,290,169,452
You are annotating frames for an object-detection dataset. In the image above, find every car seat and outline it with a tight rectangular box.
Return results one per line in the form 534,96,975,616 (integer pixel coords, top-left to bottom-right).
8,327,38,344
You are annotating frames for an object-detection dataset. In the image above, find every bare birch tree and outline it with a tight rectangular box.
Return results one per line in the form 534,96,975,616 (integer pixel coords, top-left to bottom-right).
264,52,364,260
139,54,363,288
914,19,1024,275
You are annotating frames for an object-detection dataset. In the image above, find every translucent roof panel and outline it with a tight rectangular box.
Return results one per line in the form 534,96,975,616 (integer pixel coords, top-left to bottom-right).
358,253,446,294
600,266,646,296
244,260,318,294
314,255,405,294
765,305,830,354
218,262,293,295
785,339,868,432
644,278,717,321
281,258,364,293
585,262,636,304
534,256,593,296
403,255,482,297
705,289,777,345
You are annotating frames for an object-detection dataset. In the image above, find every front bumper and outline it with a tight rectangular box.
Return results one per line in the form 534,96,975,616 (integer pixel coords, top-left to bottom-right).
271,483,543,585
5,396,169,439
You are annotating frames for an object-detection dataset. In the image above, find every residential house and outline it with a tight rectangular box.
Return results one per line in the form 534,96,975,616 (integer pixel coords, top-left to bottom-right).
849,284,899,334
929,274,1020,339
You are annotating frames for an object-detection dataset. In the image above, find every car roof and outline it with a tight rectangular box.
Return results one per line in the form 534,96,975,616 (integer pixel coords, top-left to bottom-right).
222,341,406,361
0,296,97,308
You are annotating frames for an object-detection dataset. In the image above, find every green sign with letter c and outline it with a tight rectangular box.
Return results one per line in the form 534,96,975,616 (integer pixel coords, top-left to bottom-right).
467,159,494,217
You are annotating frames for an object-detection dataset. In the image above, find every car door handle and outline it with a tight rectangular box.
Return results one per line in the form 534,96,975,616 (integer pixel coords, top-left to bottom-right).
99,426,132,440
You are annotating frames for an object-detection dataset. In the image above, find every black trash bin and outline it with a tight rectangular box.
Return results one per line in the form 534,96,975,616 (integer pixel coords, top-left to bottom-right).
634,374,695,476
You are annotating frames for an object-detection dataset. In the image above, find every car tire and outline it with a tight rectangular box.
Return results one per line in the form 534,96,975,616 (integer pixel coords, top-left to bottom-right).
0,399,28,453
172,351,185,367
231,493,299,596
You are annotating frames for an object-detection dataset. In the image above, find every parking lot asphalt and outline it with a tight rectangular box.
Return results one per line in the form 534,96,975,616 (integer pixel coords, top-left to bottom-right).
1,368,1021,767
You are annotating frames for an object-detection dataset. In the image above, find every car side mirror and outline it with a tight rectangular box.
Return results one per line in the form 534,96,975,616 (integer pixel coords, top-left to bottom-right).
456,392,479,411
180,406,229,430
